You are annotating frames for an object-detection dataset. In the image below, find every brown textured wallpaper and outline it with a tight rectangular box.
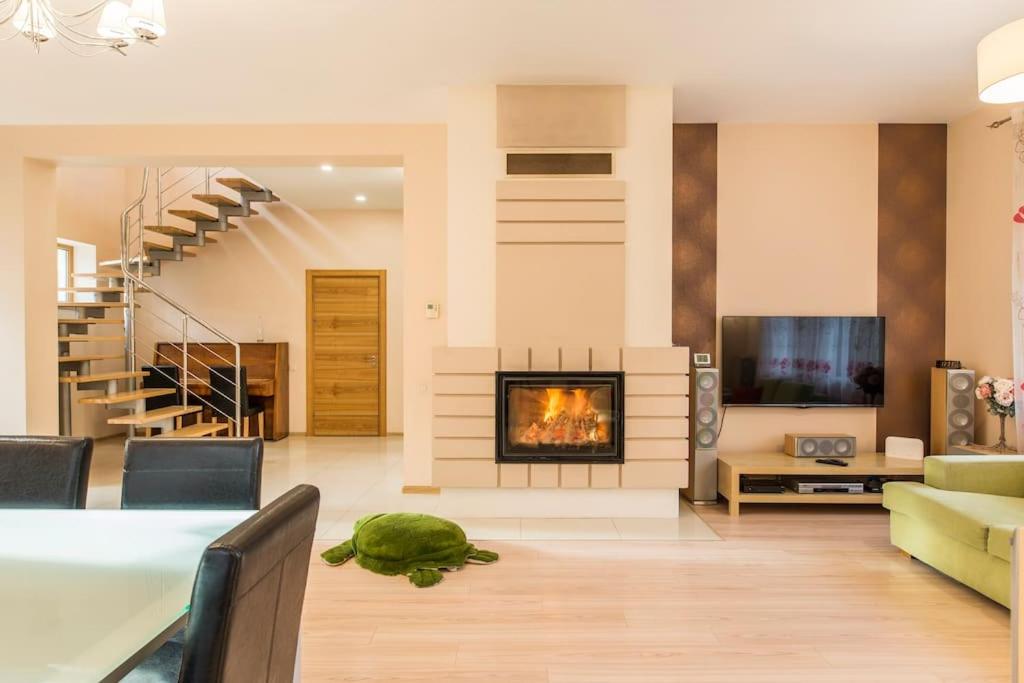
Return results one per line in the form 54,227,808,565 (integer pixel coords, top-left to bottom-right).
672,124,718,362
876,124,947,451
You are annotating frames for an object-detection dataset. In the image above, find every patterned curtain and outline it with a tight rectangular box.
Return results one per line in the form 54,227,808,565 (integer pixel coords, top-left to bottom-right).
1013,109,1024,449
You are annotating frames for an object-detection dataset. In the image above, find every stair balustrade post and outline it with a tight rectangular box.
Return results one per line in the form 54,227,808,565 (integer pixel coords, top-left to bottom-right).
156,168,163,227
182,315,188,411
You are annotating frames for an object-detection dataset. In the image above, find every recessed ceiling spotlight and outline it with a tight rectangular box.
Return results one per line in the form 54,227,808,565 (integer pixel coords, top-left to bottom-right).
354,194,368,203
320,163,333,172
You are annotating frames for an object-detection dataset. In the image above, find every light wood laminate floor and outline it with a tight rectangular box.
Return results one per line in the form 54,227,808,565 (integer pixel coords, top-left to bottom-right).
89,436,1011,681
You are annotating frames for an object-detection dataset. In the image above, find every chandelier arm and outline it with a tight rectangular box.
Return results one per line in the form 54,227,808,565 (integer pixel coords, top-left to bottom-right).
47,18,121,48
0,0,20,24
36,2,121,47
47,0,109,20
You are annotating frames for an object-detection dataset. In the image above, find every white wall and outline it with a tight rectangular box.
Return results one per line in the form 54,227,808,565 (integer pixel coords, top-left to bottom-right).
148,206,405,433
717,124,880,453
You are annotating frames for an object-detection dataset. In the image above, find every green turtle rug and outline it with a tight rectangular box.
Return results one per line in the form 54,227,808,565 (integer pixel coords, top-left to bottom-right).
321,512,499,587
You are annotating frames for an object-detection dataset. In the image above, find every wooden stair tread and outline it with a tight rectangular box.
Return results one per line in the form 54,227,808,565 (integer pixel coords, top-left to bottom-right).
144,225,215,240
57,301,128,308
78,388,176,405
59,370,147,384
58,287,124,293
168,209,218,222
73,271,123,279
216,177,263,192
58,353,122,363
57,318,123,326
156,422,231,438
107,405,202,426
58,319,123,327
145,243,198,257
58,335,126,343
192,193,241,207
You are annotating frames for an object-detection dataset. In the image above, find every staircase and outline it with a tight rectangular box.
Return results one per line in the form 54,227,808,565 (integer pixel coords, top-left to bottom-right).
57,169,279,438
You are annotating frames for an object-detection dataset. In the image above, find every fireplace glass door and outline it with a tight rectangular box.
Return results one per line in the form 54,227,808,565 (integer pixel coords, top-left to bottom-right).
496,372,624,464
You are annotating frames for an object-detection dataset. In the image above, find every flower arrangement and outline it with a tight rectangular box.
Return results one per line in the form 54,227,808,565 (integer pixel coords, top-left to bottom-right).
976,376,1016,417
976,376,1015,452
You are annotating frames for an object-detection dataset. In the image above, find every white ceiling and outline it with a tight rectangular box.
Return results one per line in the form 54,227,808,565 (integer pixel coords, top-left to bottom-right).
237,166,403,211
2,0,1022,124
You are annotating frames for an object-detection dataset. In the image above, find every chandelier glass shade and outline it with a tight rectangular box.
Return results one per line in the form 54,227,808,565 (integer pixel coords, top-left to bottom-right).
0,0,166,54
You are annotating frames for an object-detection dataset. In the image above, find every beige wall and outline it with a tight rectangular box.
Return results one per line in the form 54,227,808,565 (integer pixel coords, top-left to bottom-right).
0,124,445,484
56,166,129,261
620,86,674,346
716,124,880,453
447,86,500,347
447,85,674,349
947,104,1017,447
148,207,405,433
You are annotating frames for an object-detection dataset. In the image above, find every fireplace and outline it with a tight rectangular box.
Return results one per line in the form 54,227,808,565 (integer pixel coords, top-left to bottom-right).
495,371,625,464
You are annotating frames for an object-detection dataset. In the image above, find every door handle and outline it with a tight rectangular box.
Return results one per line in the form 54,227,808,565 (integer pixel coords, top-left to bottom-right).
366,354,378,367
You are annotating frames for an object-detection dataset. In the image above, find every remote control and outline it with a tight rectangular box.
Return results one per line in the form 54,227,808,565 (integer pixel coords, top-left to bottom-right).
815,458,849,467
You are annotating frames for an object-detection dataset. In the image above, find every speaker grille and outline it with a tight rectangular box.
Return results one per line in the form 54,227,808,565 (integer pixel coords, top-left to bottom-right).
692,369,720,450
943,370,975,450
799,439,818,456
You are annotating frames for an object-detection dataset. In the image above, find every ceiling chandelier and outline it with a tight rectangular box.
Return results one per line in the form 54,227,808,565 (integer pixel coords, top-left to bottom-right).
0,0,166,55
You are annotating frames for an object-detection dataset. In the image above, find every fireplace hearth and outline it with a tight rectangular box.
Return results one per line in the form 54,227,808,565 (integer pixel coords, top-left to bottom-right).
496,371,625,464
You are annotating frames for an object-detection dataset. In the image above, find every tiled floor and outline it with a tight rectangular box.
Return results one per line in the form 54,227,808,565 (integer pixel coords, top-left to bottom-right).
87,434,720,542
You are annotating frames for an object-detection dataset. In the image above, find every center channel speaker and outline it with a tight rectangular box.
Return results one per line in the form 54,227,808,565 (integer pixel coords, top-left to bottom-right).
930,367,976,454
685,367,720,504
784,433,857,458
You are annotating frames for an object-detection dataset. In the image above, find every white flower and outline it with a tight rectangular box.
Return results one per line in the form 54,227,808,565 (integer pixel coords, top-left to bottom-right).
996,390,1015,407
980,376,994,385
994,378,1015,394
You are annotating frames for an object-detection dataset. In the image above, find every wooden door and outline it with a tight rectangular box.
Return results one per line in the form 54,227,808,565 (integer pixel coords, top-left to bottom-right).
306,270,386,435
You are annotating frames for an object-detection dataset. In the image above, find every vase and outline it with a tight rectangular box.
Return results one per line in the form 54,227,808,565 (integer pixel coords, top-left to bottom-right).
994,414,1010,453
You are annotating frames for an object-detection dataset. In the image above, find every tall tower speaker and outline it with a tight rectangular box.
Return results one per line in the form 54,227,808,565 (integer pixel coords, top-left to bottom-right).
685,368,720,504
930,367,976,454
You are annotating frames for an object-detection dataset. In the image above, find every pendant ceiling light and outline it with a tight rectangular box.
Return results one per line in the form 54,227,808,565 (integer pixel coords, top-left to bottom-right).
978,17,1024,104
0,0,166,54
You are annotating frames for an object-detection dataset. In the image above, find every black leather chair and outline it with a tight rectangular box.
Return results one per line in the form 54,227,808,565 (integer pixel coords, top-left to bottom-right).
143,364,182,411
0,436,92,509
121,438,263,510
125,485,320,682
208,366,265,438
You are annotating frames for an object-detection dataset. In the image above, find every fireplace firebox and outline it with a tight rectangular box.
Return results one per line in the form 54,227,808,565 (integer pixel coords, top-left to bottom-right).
495,371,625,464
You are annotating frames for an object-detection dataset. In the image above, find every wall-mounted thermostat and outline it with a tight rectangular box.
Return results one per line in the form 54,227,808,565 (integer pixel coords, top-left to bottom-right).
694,353,712,367
425,302,440,319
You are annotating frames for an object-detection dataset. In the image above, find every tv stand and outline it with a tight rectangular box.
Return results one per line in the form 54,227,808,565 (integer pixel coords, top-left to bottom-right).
717,451,923,516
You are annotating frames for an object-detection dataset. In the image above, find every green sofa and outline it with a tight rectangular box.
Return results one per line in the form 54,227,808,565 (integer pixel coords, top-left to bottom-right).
883,455,1024,608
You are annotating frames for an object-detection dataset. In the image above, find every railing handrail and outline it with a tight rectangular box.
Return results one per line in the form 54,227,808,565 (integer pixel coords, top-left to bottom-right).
119,166,243,430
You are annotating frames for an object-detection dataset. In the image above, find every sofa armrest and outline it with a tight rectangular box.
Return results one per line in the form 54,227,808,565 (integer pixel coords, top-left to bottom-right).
925,455,1024,497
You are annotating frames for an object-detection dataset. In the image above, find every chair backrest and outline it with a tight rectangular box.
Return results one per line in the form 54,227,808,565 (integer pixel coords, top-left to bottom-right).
121,438,263,510
143,364,181,411
0,436,92,509
209,366,249,422
179,485,320,683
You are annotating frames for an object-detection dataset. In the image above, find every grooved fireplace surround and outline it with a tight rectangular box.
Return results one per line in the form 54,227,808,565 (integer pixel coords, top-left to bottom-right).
433,84,682,517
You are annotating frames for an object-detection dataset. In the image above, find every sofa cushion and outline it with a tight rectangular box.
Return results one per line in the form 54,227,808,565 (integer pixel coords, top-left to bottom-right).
883,481,1024,554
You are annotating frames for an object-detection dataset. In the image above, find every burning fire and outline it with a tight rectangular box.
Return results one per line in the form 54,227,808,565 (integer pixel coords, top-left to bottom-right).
516,387,609,447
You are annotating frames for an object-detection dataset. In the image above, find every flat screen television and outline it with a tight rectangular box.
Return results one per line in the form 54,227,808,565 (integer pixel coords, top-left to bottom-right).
720,316,885,408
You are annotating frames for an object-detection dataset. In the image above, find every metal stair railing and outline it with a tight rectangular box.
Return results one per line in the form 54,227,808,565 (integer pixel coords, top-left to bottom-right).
120,167,242,435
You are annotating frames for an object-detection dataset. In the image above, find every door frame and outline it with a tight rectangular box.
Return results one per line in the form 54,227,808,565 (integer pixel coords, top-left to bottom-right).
305,269,387,436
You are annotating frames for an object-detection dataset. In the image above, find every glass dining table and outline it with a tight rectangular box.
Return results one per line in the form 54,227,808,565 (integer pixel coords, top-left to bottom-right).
0,509,251,682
